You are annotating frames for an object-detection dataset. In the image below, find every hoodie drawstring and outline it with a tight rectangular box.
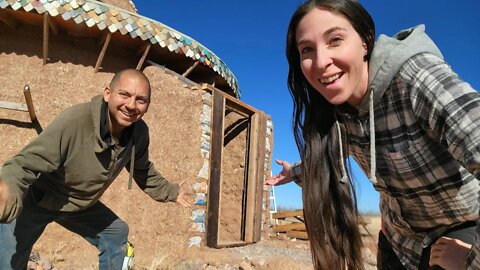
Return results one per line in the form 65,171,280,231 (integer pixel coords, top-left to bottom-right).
369,89,377,184
335,115,348,184
335,88,377,185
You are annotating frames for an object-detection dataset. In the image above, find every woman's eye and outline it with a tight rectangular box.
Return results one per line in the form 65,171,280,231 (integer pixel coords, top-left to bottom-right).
329,37,343,46
300,46,313,54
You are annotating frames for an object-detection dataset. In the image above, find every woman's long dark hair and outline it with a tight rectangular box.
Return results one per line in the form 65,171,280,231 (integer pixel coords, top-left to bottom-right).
286,0,375,269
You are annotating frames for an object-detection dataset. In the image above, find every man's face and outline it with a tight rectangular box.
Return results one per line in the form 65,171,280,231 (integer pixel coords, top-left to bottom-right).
103,73,150,136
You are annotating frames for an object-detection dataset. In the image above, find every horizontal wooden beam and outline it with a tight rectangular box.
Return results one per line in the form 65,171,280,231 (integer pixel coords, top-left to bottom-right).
273,222,305,233
286,230,308,240
0,101,28,111
272,210,304,219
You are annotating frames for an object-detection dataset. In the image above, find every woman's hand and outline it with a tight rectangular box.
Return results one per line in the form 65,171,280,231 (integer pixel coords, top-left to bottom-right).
429,236,471,270
265,160,298,186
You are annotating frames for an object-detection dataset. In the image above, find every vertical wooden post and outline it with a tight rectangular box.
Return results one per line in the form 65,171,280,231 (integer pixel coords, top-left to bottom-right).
253,112,267,241
244,113,259,242
136,43,151,70
206,89,225,248
43,13,49,65
95,33,111,72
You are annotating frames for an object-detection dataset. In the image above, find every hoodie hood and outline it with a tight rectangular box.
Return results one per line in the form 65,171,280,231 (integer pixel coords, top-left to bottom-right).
338,25,443,184
357,24,443,116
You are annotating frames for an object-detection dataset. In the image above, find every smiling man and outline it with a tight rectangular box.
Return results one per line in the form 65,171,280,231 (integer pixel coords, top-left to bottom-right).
0,69,189,270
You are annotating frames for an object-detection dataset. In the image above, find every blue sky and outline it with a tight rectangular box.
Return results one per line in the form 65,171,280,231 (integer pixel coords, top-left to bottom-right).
134,1,480,213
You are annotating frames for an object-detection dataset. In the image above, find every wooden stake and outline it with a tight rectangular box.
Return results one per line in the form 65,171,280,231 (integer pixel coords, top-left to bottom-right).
95,32,111,73
23,85,37,122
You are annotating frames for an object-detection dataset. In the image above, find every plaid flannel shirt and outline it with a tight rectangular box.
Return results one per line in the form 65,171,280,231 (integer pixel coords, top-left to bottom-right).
293,52,480,269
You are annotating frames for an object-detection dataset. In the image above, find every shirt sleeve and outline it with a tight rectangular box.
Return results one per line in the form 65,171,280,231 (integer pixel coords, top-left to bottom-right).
0,110,71,222
291,161,303,184
407,53,480,269
128,122,180,202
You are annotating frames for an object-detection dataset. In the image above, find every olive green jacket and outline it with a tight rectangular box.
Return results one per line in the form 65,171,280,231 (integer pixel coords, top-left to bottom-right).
0,95,179,223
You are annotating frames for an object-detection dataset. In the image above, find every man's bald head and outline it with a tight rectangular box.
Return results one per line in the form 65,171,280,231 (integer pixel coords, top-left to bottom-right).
109,69,151,97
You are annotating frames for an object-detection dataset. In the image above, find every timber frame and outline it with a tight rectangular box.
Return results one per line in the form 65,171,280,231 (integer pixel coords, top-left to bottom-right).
203,84,270,248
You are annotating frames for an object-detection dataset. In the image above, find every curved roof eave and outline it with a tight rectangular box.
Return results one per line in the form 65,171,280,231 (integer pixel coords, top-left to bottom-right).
0,0,240,98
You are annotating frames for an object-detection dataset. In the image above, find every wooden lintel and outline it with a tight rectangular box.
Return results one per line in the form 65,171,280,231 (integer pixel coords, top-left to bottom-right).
206,89,226,248
0,11,17,29
43,13,49,65
94,32,111,73
181,61,199,77
202,84,258,115
136,43,151,70
48,16,59,35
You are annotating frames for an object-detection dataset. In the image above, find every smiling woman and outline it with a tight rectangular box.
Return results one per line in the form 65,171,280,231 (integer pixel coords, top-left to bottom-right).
266,0,480,269
296,8,369,107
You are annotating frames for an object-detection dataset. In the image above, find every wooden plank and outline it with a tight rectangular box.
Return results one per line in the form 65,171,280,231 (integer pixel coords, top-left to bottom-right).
206,89,225,248
272,210,304,219
0,101,28,111
273,222,306,233
94,32,111,72
253,112,267,241
243,113,259,242
136,43,151,70
286,230,309,240
23,85,37,122
43,13,49,65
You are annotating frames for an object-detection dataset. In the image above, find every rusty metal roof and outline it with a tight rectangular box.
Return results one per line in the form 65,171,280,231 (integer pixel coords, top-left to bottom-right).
0,0,240,97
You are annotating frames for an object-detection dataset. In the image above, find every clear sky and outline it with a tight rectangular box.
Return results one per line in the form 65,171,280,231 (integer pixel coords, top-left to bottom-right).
134,1,480,213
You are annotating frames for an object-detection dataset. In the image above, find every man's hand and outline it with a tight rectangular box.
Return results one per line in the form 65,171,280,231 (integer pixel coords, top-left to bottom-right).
0,179,13,223
429,236,471,270
176,180,191,207
265,160,297,186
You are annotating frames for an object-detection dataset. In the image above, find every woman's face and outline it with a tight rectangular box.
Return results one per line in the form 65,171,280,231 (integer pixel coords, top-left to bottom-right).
296,7,369,107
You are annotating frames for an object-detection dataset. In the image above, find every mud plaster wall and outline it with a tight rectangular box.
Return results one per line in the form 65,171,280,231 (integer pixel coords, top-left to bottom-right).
0,21,262,268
